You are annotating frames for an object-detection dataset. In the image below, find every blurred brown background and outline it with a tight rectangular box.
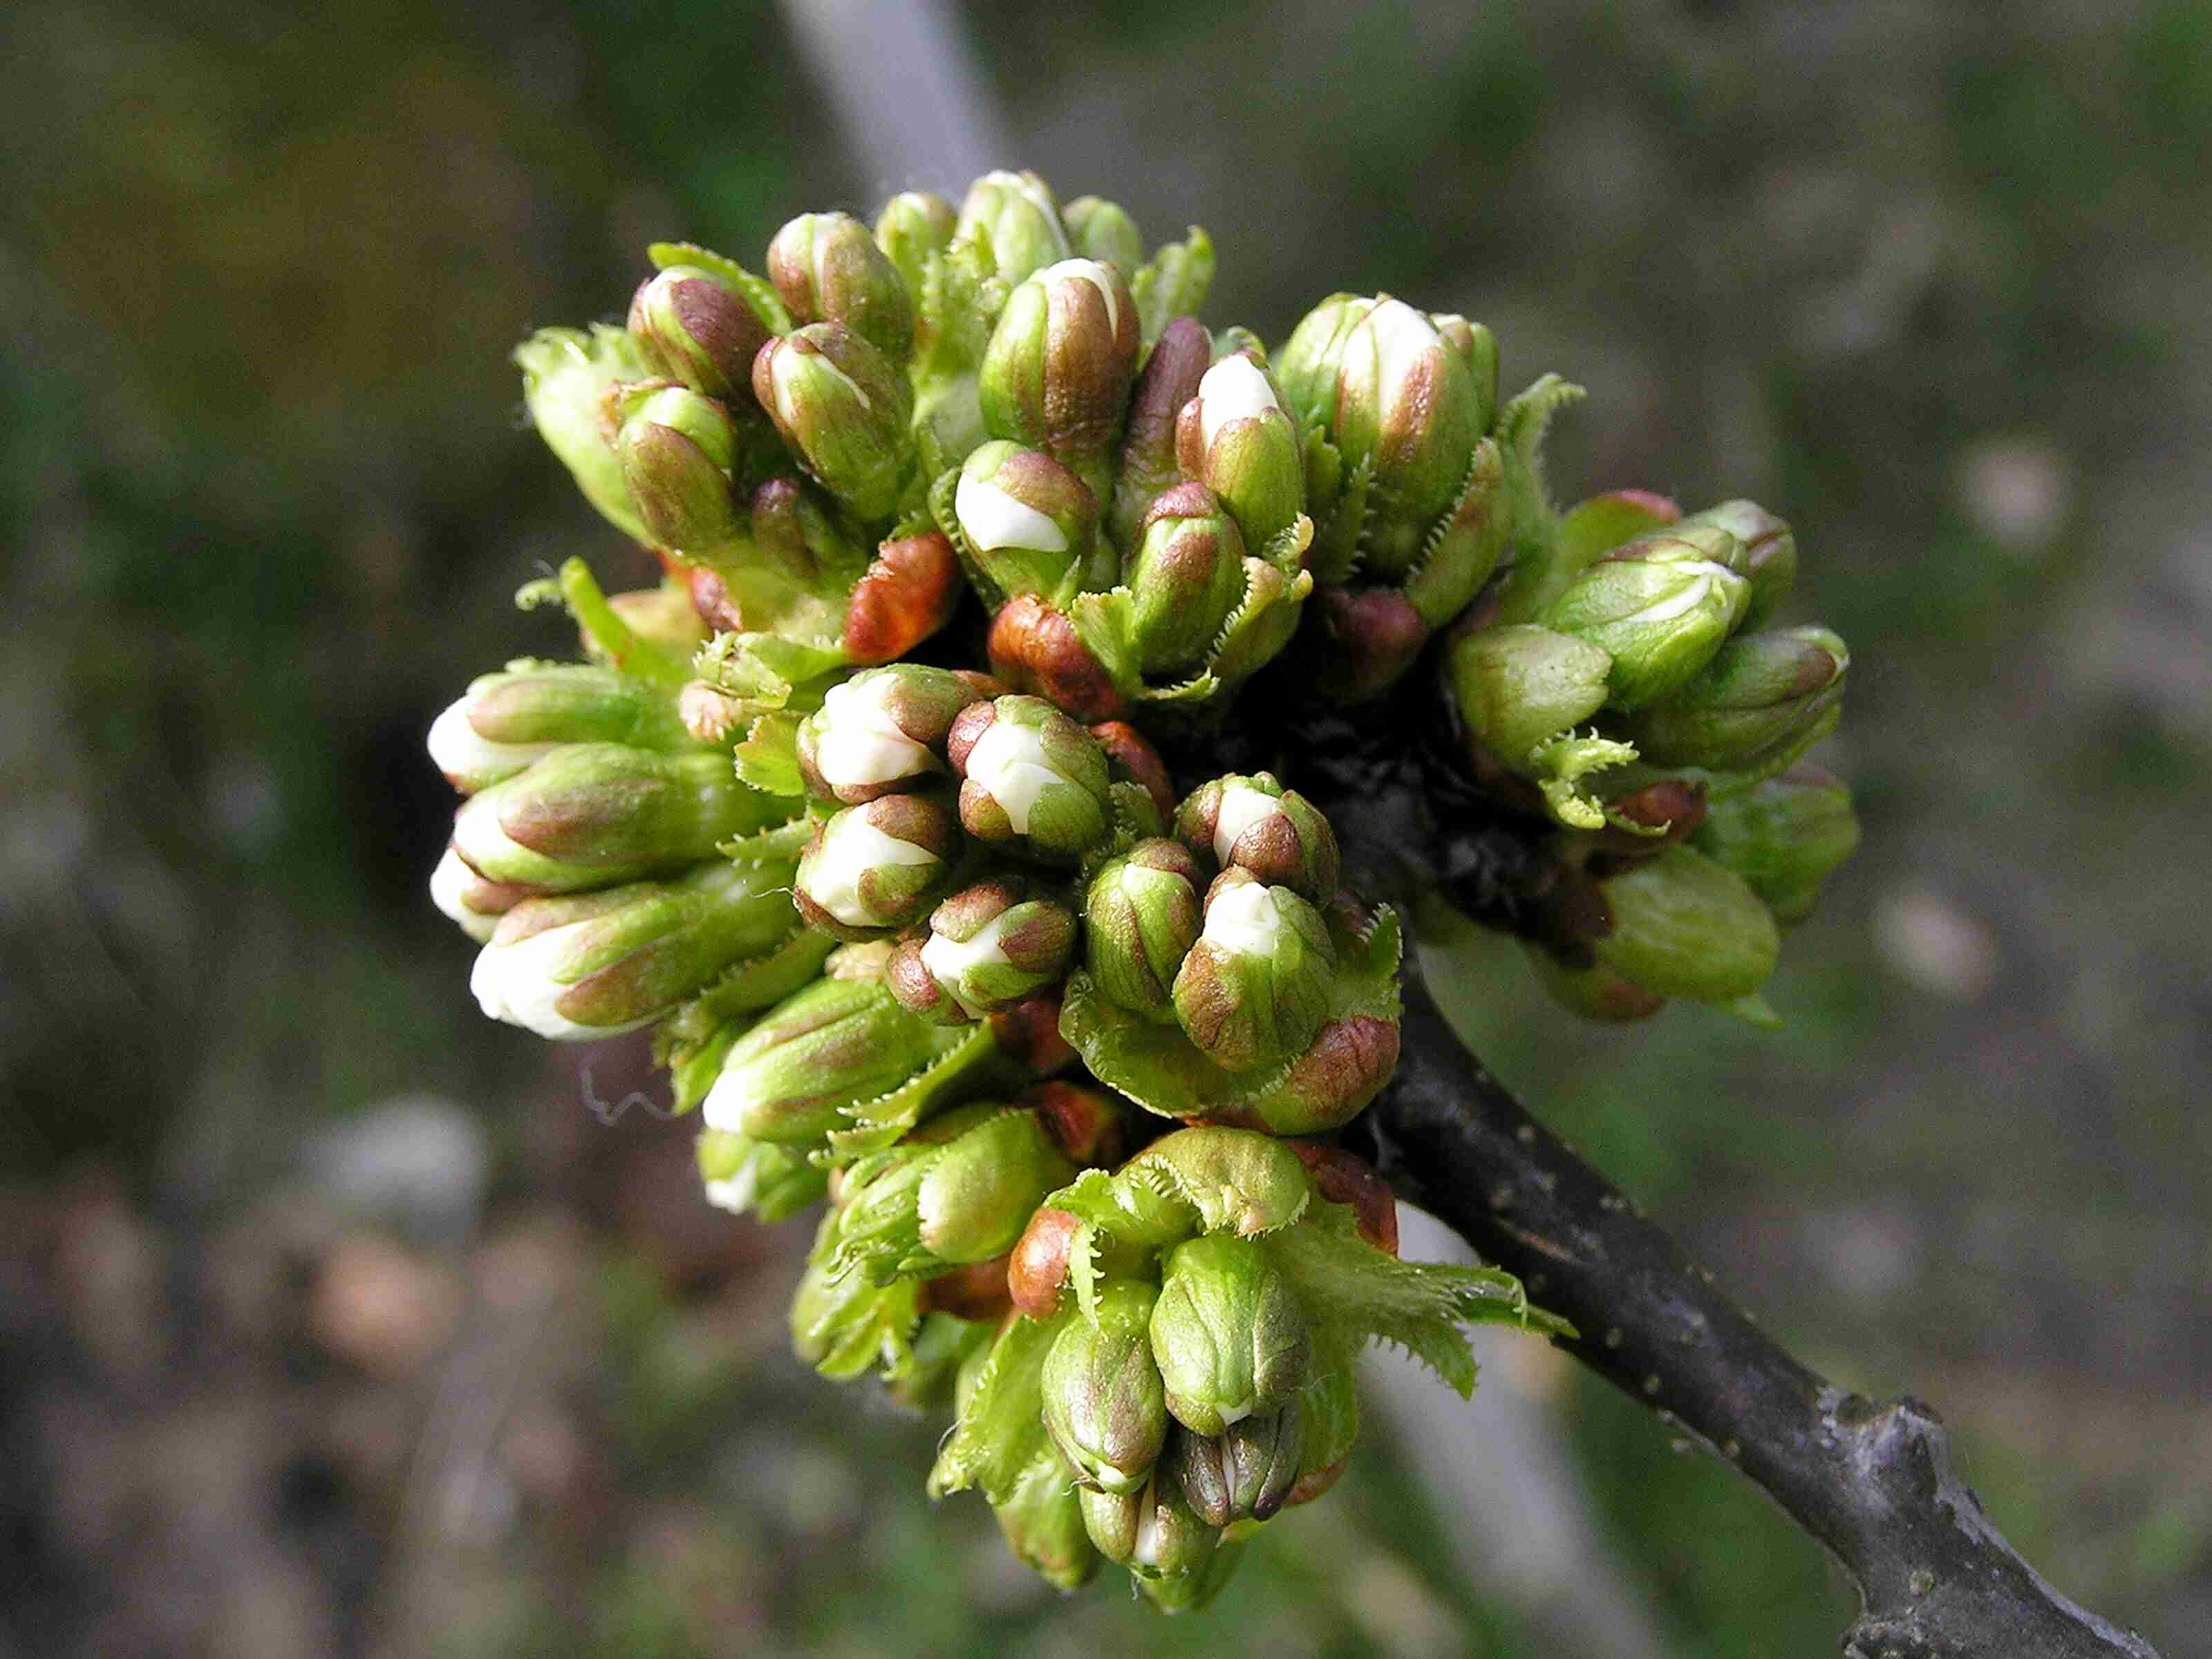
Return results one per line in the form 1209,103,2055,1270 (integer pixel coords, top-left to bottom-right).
1,1,2207,1654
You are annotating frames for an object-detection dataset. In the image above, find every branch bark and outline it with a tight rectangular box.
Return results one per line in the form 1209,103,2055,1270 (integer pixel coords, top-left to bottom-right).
1351,941,2160,1659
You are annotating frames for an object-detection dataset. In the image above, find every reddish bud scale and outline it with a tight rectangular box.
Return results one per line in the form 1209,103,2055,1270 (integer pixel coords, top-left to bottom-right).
1009,1206,1082,1317
843,529,963,664
1285,1141,1399,1256
1087,721,1174,823
986,597,1126,720
919,1256,1018,1322
1020,1080,1129,1167
988,990,1078,1076
1302,587,1431,704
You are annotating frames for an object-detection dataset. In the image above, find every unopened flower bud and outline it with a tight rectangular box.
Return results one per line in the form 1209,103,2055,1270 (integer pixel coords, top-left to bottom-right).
428,664,694,794
628,265,774,400
948,695,1113,860
1172,871,1335,1071
874,190,958,298
1427,314,1499,433
794,794,961,939
949,440,1100,603
1085,840,1205,1022
834,1104,1077,1277
980,258,1140,460
766,211,915,362
1300,585,1432,704
616,384,744,554
1442,622,1613,769
1173,351,1306,554
954,169,1071,285
751,323,915,521
450,744,784,893
515,324,653,543
1079,1475,1219,1581
702,974,971,1144
695,1128,829,1221
796,664,982,805
1541,531,1752,711
430,845,525,941
894,881,1078,1019
1109,315,1212,549
1174,774,1340,901
1279,295,1485,576
1620,626,1848,771
1594,843,1779,1004
1148,1235,1311,1436
1043,1280,1169,1492
471,858,803,1040
1170,1403,1303,1528
1124,483,1249,675
1691,765,1860,924
1062,195,1143,270
1135,1541,1245,1615
1677,499,1796,629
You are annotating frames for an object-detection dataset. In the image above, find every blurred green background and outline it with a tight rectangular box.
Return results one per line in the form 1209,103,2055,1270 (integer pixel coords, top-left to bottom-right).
2,1,2207,1653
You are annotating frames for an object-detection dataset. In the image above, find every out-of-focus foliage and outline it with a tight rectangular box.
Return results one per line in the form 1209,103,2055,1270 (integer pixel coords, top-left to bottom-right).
1,1,2207,1654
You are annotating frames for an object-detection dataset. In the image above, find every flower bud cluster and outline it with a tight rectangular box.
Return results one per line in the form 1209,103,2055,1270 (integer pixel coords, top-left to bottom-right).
432,165,1861,1615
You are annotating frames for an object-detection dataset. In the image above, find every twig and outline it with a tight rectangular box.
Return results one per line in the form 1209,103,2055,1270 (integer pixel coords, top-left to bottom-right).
1350,942,2160,1659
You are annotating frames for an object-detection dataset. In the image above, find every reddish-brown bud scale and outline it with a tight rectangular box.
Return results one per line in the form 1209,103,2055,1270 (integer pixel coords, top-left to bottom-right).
843,530,963,664
1021,1080,1128,1168
986,597,1127,720
988,991,1078,1076
919,1256,1016,1322
1284,1456,1348,1510
1306,587,1431,704
686,563,746,632
1087,721,1174,823
1286,1141,1399,1256
1009,1206,1081,1317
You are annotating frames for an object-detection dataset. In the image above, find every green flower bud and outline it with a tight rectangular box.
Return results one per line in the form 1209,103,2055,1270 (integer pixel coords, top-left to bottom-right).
701,973,971,1144
1620,626,1848,772
1521,946,1668,1022
429,845,524,942
894,880,1078,1019
793,793,961,940
1442,621,1614,770
1135,1541,1245,1615
1124,482,1250,676
1677,499,1796,629
1428,313,1499,432
1042,1280,1169,1492
695,1128,829,1221
1149,1235,1311,1436
836,1105,1078,1277
514,324,653,544
766,210,915,362
1078,1474,1219,1580
1173,350,1306,555
428,664,695,794
1541,531,1752,711
1084,839,1206,1022
954,169,1071,285
1173,774,1340,901
991,1453,1099,1592
1691,765,1861,924
615,384,745,554
1109,315,1212,550
947,695,1113,861
751,323,915,521
1171,870,1335,1072
1061,195,1144,270
1169,1403,1303,1527
1278,294,1485,576
789,1230,919,1379
980,258,1140,460
873,190,958,299
471,858,803,1039
795,664,984,805
1594,843,1780,1005
949,440,1100,603
449,744,785,893
627,265,774,401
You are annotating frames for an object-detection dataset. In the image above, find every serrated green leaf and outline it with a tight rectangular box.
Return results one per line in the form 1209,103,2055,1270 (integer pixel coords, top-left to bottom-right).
734,710,805,797
928,1310,1067,1503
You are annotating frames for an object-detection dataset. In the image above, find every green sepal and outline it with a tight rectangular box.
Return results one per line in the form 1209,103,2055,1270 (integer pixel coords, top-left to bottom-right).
928,463,1009,613
823,1015,1006,1161
1304,449,1372,587
1059,906,1402,1133
1528,731,1643,832
1401,439,1510,628
653,920,838,1087
1259,1201,1573,1398
1130,225,1215,346
883,1313,992,1416
789,1212,924,1380
715,813,818,867
928,1309,1069,1503
648,240,791,336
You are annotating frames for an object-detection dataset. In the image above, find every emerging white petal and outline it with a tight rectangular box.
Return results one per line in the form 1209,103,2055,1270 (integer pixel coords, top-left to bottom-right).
814,677,934,789
1210,782,1282,866
470,922,646,1041
807,817,937,926
431,846,502,942
1197,355,1280,451
427,698,556,791
956,473,1069,554
962,720,1062,834
1201,881,1288,959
